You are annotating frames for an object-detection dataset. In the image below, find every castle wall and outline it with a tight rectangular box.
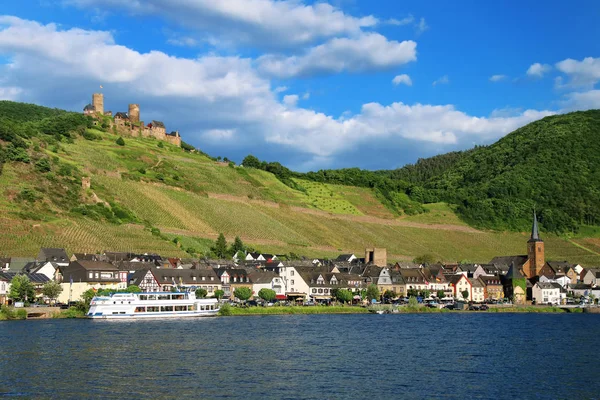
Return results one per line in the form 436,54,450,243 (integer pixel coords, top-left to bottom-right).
165,136,182,146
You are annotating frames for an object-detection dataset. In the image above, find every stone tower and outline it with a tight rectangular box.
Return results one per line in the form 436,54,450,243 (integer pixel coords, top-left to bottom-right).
92,93,104,115
128,104,140,123
365,247,387,266
526,211,545,277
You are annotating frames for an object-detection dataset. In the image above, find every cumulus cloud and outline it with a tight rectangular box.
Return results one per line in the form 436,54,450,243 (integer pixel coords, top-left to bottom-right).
432,75,449,86
489,74,507,82
386,15,415,26
257,33,417,78
392,74,412,86
561,89,600,110
66,0,377,49
555,57,600,88
0,15,558,170
526,62,551,77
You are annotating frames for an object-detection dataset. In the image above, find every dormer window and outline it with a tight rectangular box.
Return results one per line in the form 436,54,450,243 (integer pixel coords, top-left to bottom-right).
202,276,206,281
193,277,197,281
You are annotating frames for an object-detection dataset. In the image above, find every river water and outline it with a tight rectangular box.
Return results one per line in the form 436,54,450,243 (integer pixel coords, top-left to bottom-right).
1,313,599,399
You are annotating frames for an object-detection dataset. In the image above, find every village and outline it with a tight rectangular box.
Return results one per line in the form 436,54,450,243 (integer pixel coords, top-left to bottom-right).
1,213,599,310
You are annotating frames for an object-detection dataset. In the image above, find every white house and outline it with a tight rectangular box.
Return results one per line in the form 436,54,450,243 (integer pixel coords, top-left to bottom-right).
539,275,571,289
448,274,472,301
532,282,564,305
279,265,309,300
249,271,286,300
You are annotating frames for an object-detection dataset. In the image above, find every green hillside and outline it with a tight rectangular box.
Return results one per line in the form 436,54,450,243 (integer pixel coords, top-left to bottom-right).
1,101,600,266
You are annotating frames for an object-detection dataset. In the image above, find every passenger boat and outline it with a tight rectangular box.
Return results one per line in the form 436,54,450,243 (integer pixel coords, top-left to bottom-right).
87,291,220,319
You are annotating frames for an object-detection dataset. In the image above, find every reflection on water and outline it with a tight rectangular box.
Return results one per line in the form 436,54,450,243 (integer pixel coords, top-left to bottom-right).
1,314,600,399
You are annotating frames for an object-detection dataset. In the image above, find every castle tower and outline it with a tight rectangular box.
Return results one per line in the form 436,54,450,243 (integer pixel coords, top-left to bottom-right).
128,104,140,123
526,211,545,277
92,93,104,115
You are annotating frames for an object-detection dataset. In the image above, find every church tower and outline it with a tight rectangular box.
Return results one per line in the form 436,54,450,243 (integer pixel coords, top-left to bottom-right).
526,211,545,277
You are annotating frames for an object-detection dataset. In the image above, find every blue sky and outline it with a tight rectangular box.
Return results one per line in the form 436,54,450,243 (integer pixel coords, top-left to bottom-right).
0,0,599,171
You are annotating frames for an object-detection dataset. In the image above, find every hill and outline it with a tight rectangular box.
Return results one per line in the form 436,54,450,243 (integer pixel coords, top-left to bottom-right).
1,101,600,266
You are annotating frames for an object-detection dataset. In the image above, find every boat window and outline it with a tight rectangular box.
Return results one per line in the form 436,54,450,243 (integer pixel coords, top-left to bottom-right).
135,307,146,313
175,305,186,311
139,295,147,301
158,294,170,301
146,306,159,312
161,306,174,312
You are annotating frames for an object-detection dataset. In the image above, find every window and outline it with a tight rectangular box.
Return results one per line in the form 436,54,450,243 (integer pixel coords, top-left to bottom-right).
88,272,93,279
210,277,214,281
202,276,206,281
291,280,294,285
312,289,317,293
290,270,295,276
193,277,197,281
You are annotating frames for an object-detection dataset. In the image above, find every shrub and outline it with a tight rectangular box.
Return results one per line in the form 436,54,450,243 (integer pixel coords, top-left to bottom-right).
116,137,125,146
35,158,51,172
218,303,232,316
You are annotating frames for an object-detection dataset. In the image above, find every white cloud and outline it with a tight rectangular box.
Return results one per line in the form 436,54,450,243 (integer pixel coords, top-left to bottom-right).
0,86,23,100
489,74,507,82
415,18,429,35
0,15,559,170
283,94,299,107
392,74,412,86
166,35,198,47
202,128,236,141
66,0,378,49
386,15,414,26
302,92,310,100
561,89,600,110
274,86,288,93
432,75,449,86
526,62,551,77
257,33,417,78
555,57,600,88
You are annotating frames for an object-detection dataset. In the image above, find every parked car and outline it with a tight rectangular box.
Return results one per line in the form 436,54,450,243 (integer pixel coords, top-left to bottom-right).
479,304,489,311
468,305,480,311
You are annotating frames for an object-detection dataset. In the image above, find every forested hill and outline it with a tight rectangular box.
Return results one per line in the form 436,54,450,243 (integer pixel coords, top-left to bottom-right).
291,110,600,233
425,110,600,232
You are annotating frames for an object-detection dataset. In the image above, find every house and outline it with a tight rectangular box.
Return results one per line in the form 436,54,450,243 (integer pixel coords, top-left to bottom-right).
23,261,59,280
152,267,221,295
532,282,563,305
56,261,124,303
5,257,36,272
0,272,51,305
278,265,310,301
0,257,9,271
128,269,161,292
448,274,472,301
295,268,364,302
249,270,286,300
70,253,105,262
214,268,253,299
479,275,504,300
334,254,357,263
37,248,69,266
420,267,452,297
501,262,527,304
538,274,571,289
470,277,485,303
546,261,578,284
581,269,600,286
398,268,428,294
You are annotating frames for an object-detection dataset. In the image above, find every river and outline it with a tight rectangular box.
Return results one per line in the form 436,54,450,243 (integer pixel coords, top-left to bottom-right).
1,313,599,399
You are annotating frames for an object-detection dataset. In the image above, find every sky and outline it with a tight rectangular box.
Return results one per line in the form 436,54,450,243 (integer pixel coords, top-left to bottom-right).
0,0,599,171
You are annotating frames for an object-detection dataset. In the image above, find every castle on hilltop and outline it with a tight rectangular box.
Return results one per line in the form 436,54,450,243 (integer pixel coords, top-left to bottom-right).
83,93,181,147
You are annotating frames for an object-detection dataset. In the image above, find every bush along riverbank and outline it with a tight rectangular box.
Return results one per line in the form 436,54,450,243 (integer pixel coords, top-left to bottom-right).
0,305,27,320
218,303,369,316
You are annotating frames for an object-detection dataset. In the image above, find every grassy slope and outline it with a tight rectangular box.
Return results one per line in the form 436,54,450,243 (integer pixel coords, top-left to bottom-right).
1,124,600,265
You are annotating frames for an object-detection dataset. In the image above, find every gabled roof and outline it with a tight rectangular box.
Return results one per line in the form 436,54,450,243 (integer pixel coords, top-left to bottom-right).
469,277,485,288
535,281,559,290
129,269,158,286
247,270,278,284
83,104,95,111
115,112,128,119
505,261,525,280
72,253,105,262
489,256,528,269
447,274,469,286
38,248,69,263
71,260,119,271
479,275,503,285
0,271,50,284
334,254,355,262
151,120,165,128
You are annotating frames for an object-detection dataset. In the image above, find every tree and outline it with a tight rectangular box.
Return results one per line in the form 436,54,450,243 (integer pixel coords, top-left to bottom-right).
382,290,397,301
242,154,261,169
229,236,245,255
8,274,35,303
408,296,419,307
407,288,419,297
365,284,380,302
461,289,470,300
42,281,63,304
412,254,437,265
335,288,353,304
195,288,208,298
421,289,431,299
116,136,125,146
258,288,276,303
212,233,228,258
214,289,225,300
436,290,445,299
234,287,253,303
126,285,141,293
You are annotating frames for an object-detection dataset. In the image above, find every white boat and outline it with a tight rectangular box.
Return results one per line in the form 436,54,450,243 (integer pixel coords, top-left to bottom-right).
87,291,220,319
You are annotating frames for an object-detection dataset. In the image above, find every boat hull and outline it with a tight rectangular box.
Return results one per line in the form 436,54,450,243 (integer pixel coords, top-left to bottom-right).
88,310,219,319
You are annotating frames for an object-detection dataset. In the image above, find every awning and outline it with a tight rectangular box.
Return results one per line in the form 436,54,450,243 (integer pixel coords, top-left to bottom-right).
275,295,287,300
311,295,331,300
286,292,306,297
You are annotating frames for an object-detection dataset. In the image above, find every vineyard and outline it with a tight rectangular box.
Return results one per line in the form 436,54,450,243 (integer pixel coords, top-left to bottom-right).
2,105,600,265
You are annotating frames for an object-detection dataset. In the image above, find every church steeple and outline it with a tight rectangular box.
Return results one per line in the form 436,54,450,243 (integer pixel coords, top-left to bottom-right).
526,210,545,278
529,210,542,242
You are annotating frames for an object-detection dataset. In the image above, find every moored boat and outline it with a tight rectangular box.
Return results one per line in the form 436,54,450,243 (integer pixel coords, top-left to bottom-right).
87,291,219,319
